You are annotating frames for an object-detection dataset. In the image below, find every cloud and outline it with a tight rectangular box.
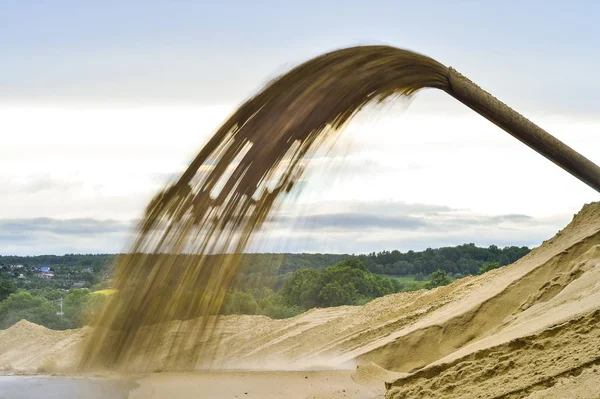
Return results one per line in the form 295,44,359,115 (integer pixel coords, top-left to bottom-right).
0,218,129,237
277,213,428,230
0,175,84,195
268,200,536,231
0,201,573,256
0,218,134,255
248,200,570,253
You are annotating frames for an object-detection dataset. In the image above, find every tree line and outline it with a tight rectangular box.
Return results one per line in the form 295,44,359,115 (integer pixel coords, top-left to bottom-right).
0,244,530,282
0,243,531,329
0,280,108,330
358,243,530,277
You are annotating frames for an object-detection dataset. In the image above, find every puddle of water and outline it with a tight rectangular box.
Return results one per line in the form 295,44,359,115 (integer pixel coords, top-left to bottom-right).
0,376,136,399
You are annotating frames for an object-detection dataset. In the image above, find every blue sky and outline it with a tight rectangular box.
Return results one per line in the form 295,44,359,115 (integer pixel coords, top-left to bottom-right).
1,1,599,254
2,1,599,112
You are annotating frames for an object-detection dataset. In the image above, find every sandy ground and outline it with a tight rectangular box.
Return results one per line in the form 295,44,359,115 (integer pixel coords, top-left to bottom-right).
2,202,600,398
129,370,383,399
0,371,382,399
0,370,385,399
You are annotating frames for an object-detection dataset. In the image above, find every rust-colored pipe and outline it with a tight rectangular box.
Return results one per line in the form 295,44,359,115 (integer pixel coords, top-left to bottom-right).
445,67,600,193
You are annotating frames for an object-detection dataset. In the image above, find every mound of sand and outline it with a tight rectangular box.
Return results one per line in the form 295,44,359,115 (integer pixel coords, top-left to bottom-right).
351,363,407,389
2,202,600,398
0,320,90,374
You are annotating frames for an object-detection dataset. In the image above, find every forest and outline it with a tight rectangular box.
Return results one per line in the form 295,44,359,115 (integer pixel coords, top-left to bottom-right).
0,243,530,329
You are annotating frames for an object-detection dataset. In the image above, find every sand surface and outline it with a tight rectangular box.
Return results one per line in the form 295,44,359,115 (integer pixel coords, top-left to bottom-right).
129,370,382,399
2,202,600,398
0,371,381,399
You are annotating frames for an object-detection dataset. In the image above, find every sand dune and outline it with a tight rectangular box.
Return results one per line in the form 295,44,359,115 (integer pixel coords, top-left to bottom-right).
2,202,600,398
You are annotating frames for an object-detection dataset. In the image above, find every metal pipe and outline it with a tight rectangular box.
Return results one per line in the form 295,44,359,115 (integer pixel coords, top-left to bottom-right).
445,67,600,193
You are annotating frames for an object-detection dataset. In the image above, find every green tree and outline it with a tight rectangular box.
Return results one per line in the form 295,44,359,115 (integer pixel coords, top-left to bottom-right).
0,279,17,302
403,281,426,292
280,258,399,309
29,288,64,301
0,292,61,329
478,261,502,275
318,281,357,307
425,269,451,289
63,289,92,327
222,291,259,315
279,268,321,309
80,272,100,286
257,293,303,319
335,258,368,272
81,293,110,325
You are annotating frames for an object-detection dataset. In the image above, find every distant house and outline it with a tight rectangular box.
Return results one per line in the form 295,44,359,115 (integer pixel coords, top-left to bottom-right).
17,273,25,279
82,268,93,274
9,264,24,269
39,272,54,279
40,266,51,273
72,282,86,289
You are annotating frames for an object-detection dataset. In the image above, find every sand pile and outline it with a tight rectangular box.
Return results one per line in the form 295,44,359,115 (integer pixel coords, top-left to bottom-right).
74,40,599,375
351,363,407,389
386,309,600,398
0,320,90,374
81,45,450,370
2,202,600,398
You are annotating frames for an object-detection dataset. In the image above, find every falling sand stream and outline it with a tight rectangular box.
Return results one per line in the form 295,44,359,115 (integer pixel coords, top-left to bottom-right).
78,45,600,372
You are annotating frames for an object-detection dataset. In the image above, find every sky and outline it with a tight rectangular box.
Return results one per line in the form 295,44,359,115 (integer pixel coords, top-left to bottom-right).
2,0,599,255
